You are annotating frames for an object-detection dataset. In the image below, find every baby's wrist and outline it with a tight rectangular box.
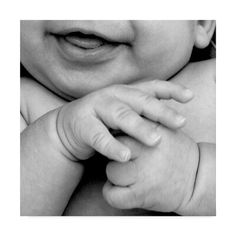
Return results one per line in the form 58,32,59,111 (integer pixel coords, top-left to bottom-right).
175,141,200,215
55,104,95,162
176,142,216,215
54,106,80,162
21,108,84,215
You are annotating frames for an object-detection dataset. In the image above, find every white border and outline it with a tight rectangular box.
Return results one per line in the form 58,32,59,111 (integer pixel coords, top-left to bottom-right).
1,0,236,235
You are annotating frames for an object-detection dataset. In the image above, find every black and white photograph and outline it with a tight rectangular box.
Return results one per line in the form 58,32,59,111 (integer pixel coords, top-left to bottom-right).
20,20,216,216
2,1,236,235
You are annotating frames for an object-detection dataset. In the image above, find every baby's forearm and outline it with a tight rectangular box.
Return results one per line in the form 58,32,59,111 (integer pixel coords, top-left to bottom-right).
21,109,83,216
176,143,216,216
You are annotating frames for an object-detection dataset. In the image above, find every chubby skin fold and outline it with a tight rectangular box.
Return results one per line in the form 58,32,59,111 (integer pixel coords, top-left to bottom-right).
20,20,216,216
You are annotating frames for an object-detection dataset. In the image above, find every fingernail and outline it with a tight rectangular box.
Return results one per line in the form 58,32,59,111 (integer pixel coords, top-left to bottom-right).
120,149,130,162
184,89,194,99
176,115,186,125
149,132,161,145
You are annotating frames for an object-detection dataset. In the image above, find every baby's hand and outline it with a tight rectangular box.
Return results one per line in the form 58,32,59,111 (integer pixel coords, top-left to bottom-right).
103,126,199,213
56,81,193,162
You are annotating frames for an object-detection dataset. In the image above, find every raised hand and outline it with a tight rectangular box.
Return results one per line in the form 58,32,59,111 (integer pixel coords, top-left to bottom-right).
56,80,193,162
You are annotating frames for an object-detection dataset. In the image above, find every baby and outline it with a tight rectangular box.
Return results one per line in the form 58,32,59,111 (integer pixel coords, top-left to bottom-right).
20,20,216,216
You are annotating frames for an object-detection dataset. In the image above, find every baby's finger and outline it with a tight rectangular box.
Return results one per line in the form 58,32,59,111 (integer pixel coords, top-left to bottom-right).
131,80,194,103
82,117,131,162
116,136,145,159
103,181,141,209
96,101,161,146
111,89,186,129
106,161,137,186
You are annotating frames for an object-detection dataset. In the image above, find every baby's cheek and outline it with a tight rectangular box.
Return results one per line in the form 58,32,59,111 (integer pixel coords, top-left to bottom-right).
106,161,137,186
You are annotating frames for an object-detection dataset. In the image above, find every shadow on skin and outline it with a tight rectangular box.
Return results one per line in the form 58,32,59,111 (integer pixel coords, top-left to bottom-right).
63,153,179,216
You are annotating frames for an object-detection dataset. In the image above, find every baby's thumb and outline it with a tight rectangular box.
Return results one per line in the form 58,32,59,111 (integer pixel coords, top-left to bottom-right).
116,136,144,159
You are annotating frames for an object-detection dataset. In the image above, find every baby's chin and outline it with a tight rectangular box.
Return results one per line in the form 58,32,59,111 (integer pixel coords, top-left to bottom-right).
26,47,191,101
37,65,142,100
33,67,173,101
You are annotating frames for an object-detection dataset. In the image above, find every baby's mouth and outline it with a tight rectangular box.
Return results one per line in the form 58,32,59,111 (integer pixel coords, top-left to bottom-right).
51,30,130,64
64,32,105,49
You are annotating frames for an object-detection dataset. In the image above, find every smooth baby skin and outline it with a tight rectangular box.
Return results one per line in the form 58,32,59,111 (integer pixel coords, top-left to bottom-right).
21,78,191,215
21,21,197,99
20,20,216,215
21,59,215,215
63,59,215,216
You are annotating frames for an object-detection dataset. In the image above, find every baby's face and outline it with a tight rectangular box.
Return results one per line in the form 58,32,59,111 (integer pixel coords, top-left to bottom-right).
21,21,196,99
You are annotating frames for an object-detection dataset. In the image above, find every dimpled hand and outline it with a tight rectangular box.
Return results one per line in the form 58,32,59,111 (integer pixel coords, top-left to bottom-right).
56,80,193,162
103,125,199,213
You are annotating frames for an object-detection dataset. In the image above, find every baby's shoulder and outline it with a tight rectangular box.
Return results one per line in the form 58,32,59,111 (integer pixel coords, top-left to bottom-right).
167,59,216,143
172,59,215,105
188,58,215,73
177,59,215,86
21,77,66,124
189,58,215,78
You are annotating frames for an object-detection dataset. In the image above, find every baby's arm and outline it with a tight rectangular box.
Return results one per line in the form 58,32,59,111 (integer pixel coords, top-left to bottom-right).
21,77,193,215
170,60,216,215
21,78,84,215
177,143,215,215
21,110,84,215
172,59,216,215
103,129,216,215
103,60,216,215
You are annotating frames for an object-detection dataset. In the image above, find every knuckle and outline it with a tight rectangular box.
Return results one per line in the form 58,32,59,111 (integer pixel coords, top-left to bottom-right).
164,107,177,118
158,104,176,118
90,131,110,151
157,102,167,115
160,111,177,125
139,93,155,105
114,105,133,122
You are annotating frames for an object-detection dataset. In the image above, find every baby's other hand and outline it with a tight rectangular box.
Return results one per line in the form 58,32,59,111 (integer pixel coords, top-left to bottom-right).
56,80,193,163
103,126,199,213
